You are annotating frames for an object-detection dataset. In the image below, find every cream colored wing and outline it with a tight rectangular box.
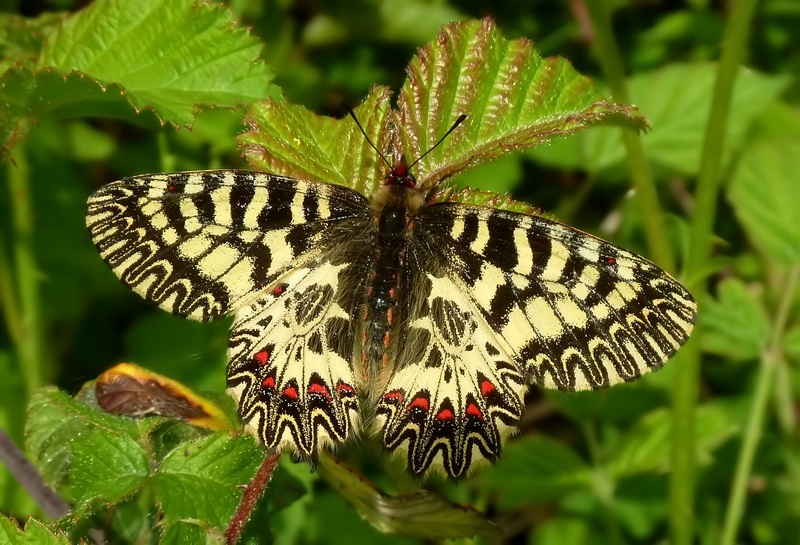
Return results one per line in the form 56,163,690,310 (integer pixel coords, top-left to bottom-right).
86,170,368,321
375,203,696,478
227,260,365,456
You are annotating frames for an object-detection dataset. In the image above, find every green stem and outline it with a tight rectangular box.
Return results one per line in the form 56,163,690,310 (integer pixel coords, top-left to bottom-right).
7,142,44,399
584,423,622,545
583,0,674,272
667,338,701,542
719,266,800,545
669,1,758,543
554,173,597,224
0,233,22,346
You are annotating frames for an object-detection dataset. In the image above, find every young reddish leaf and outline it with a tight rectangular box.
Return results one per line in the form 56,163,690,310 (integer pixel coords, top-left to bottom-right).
394,18,648,191
239,88,393,195
238,18,646,206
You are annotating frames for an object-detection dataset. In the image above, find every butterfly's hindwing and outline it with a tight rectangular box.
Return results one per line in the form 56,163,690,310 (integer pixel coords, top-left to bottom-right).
376,266,527,477
416,204,697,391
86,170,367,321
227,261,364,455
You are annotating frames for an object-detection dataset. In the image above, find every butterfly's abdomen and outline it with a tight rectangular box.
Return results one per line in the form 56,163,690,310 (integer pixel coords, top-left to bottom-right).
362,201,407,380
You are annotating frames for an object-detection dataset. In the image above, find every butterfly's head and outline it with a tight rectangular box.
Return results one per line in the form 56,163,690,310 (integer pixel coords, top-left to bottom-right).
384,155,417,189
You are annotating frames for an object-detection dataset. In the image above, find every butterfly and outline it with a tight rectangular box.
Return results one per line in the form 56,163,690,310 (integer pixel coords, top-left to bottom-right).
86,111,696,478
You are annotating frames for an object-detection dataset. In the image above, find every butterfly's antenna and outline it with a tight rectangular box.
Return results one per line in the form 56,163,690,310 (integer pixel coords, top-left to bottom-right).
343,104,394,171
407,114,467,171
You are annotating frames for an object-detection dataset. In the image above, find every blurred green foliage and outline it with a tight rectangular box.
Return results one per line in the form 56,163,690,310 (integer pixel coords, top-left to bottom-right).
1,0,799,544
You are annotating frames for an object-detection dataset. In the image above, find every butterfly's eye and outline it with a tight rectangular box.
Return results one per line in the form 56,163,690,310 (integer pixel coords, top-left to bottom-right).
384,155,417,188
384,171,417,188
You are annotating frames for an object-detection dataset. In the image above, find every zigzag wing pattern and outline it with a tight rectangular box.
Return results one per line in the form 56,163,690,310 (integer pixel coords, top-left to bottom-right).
227,260,365,456
375,202,696,477
86,170,368,321
87,165,697,479
416,204,697,391
375,266,527,477
87,170,372,457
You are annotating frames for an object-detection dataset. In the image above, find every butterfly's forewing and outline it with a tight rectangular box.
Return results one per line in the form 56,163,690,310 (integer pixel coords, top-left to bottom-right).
375,203,696,477
87,170,372,453
86,170,367,320
418,204,697,390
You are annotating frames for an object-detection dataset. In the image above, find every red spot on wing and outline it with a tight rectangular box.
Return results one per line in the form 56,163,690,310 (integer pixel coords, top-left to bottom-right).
466,403,483,419
603,256,616,265
480,380,496,396
271,283,288,296
387,308,393,325
337,382,355,398
383,390,403,405
254,350,270,366
167,184,176,192
261,376,275,389
308,383,331,401
437,408,455,421
282,386,298,400
407,396,429,412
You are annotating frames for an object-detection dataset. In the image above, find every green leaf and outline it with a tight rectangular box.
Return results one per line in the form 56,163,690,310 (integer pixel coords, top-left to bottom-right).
0,12,65,72
240,18,644,206
477,435,591,508
0,517,73,545
160,522,222,545
607,401,742,478
699,278,770,361
38,0,278,120
529,63,789,177
70,428,150,508
240,89,393,195
1,0,277,154
25,387,147,486
0,67,149,156
727,133,800,263
152,433,262,530
395,18,647,192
